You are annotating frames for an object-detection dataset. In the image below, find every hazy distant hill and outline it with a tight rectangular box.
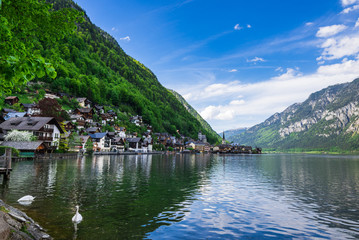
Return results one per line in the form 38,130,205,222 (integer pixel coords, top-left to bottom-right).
169,90,221,142
220,128,248,143
230,78,359,151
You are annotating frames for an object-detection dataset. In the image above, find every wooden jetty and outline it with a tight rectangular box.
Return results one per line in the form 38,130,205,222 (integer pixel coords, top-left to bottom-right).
0,148,12,180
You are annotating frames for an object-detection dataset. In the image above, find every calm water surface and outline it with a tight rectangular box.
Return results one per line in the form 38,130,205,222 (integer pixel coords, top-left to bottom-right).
1,154,359,239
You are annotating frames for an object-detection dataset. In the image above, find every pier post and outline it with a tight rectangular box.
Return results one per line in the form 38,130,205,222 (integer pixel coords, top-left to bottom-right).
4,148,11,180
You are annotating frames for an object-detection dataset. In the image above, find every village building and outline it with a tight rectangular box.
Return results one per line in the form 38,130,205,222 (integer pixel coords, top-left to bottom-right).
89,132,108,152
73,108,95,122
111,137,126,152
0,117,64,151
4,96,19,105
116,127,126,138
21,103,41,116
1,109,16,117
1,141,47,157
130,115,142,126
85,127,100,134
94,105,104,114
63,121,75,131
4,112,27,121
76,98,91,108
198,131,207,143
126,137,142,152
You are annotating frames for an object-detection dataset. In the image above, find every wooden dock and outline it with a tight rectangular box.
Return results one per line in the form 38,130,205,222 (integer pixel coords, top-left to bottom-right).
0,148,12,180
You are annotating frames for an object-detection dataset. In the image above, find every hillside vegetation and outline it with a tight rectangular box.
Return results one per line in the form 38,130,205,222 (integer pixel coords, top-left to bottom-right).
0,0,219,143
230,78,359,152
169,90,221,142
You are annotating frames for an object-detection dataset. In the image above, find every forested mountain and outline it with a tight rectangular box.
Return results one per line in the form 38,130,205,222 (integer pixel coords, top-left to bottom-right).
169,90,221,142
231,78,359,152
0,0,219,143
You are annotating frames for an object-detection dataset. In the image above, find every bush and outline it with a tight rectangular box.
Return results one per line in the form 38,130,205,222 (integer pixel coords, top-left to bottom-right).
0,146,20,157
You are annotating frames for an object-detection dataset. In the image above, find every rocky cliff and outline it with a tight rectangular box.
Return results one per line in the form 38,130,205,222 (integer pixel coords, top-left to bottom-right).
229,78,359,151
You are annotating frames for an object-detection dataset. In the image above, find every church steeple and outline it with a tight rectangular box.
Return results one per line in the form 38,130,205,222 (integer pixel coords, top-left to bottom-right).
222,131,226,144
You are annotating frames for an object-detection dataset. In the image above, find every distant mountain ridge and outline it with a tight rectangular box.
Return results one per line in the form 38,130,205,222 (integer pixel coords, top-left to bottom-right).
230,78,359,151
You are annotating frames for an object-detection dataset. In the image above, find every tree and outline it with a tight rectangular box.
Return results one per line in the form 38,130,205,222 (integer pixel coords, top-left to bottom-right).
38,98,69,122
5,130,36,141
0,0,83,94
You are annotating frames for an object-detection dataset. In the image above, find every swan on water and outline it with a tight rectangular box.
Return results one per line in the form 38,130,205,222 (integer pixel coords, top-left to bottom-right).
17,195,35,205
72,205,83,223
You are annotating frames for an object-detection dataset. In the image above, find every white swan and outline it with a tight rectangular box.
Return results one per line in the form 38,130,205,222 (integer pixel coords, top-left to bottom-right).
72,205,83,223
17,195,35,205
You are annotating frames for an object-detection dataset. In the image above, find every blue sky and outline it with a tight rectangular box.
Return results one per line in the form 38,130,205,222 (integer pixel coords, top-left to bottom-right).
74,0,359,132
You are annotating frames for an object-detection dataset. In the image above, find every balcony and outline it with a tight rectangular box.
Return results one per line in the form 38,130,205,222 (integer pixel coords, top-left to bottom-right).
42,128,54,133
37,136,53,141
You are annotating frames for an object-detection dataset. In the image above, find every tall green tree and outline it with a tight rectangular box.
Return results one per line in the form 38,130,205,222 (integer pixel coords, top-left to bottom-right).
0,0,82,94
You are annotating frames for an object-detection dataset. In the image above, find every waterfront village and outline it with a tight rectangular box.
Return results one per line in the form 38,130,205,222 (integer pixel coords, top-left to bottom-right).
0,91,261,158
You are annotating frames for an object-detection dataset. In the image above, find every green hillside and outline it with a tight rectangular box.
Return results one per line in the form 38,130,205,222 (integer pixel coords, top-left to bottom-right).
169,89,221,143
231,78,359,152
0,0,219,143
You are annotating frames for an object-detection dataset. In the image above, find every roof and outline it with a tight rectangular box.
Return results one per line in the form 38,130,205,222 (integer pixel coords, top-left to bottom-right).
70,114,83,119
21,103,37,108
4,112,27,120
89,132,107,139
76,98,87,102
79,135,90,143
86,127,99,132
76,108,93,113
2,108,16,113
5,96,19,100
126,137,142,143
0,117,64,133
1,141,45,151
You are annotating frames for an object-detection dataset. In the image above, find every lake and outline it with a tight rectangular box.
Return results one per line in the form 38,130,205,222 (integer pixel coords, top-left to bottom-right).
1,154,359,239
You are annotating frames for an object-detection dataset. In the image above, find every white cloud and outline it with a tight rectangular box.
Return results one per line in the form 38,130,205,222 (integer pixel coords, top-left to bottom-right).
341,0,359,7
229,69,238,72
111,27,118,32
247,57,265,63
120,36,131,42
247,24,252,28
341,4,359,13
355,18,359,28
275,67,284,72
320,34,359,60
182,58,359,130
234,24,242,30
316,24,348,38
305,22,314,26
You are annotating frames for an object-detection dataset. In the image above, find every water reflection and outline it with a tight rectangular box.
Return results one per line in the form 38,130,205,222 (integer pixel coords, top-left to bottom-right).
0,154,213,239
1,154,359,239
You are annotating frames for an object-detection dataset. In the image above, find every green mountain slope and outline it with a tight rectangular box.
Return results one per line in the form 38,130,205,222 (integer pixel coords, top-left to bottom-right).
1,0,219,143
231,78,359,151
169,90,221,142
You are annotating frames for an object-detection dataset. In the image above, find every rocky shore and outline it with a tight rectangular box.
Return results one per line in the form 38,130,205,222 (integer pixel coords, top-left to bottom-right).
0,200,51,240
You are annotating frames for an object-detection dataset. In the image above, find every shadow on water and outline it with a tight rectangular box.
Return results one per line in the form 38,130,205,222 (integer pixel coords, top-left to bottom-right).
0,154,216,239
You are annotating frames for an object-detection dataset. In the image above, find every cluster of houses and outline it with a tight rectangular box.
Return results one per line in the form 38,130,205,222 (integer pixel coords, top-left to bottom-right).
0,94,261,156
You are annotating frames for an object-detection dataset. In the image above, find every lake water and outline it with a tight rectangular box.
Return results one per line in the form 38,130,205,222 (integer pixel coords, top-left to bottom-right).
1,154,359,239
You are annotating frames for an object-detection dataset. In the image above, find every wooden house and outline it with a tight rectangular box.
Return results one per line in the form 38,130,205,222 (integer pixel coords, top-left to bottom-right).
5,96,19,105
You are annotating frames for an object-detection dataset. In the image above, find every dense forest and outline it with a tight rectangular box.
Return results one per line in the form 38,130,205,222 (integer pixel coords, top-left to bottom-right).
0,0,221,143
